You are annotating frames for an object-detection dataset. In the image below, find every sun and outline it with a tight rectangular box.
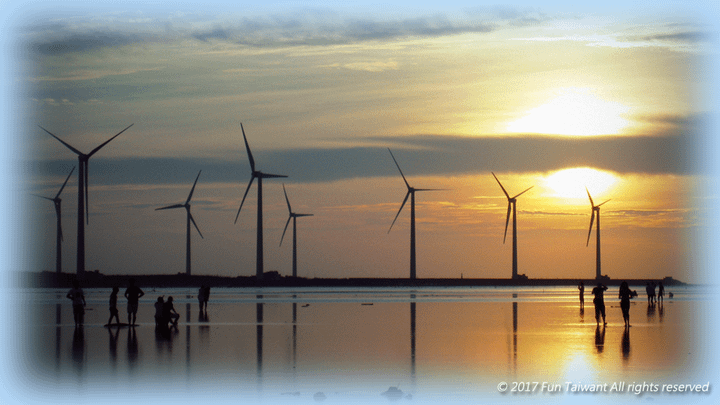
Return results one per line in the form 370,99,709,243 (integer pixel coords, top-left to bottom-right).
544,168,619,199
507,88,631,136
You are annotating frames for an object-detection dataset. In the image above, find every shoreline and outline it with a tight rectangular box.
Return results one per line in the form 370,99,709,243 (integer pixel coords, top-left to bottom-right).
18,271,685,289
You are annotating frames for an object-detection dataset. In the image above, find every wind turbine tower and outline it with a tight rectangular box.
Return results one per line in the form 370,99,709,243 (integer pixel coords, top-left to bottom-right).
586,188,610,280
492,173,533,280
280,184,313,278
40,124,133,276
388,149,443,280
156,170,204,276
33,167,75,274
235,124,287,280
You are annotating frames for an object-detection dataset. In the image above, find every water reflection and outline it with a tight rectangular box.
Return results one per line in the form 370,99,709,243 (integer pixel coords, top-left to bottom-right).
622,326,631,363
71,326,85,379
127,326,138,370
27,287,700,402
256,295,263,393
594,325,605,354
108,326,119,373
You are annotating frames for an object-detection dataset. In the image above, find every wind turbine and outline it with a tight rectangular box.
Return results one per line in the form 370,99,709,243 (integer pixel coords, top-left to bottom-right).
33,167,75,274
280,184,313,278
40,124,134,276
388,148,443,280
586,188,610,280
234,123,287,280
492,172,533,280
156,170,204,276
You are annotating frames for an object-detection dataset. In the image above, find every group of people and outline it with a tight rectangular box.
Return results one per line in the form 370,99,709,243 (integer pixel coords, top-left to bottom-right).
645,281,665,304
579,280,661,328
66,278,210,328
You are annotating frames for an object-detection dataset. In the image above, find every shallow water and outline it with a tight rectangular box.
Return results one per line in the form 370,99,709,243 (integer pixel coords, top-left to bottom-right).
11,286,715,404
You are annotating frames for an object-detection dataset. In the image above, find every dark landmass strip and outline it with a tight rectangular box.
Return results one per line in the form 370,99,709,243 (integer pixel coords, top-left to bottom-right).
16,271,686,289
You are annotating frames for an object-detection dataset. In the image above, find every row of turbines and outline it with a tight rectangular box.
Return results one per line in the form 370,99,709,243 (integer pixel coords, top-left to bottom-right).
35,124,610,281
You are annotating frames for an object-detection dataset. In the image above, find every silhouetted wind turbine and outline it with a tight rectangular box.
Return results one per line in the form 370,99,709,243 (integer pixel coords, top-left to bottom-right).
388,148,444,280
40,124,134,275
234,123,287,280
32,167,75,274
280,184,313,278
586,188,610,280
492,172,533,280
156,170,204,276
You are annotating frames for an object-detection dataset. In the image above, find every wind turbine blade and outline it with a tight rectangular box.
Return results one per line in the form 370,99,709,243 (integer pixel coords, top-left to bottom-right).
84,161,89,225
189,211,203,239
503,202,511,244
156,204,185,211
283,184,292,213
186,170,202,204
512,186,534,199
55,166,75,199
388,191,410,233
280,216,292,246
260,173,288,179
31,194,54,201
492,172,510,199
87,124,134,157
240,123,256,172
586,211,595,247
39,126,83,156
296,213,314,217
586,187,595,207
388,148,410,189
414,188,449,192
597,199,611,207
234,176,256,224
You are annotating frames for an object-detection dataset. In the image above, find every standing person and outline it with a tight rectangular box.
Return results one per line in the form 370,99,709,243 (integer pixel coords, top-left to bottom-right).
578,281,585,308
66,279,86,327
124,278,145,326
163,296,180,326
650,282,656,305
591,283,608,325
154,296,165,327
202,285,210,311
618,281,633,328
198,285,206,312
645,282,653,304
657,281,665,303
107,286,120,326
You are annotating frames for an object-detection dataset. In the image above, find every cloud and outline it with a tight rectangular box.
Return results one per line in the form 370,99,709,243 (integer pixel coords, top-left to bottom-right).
27,128,699,189
25,7,540,54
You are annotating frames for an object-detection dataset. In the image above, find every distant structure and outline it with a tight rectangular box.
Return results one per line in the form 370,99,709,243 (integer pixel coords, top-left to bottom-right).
280,184,313,278
492,172,533,280
32,167,75,274
387,148,443,280
235,124,287,280
40,124,133,276
586,187,610,281
156,170,204,276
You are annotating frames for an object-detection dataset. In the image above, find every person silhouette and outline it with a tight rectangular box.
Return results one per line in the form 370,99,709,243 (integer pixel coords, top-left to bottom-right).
618,281,633,328
107,286,120,326
154,296,165,327
124,278,145,326
578,281,585,308
657,281,665,303
66,279,86,327
163,296,180,326
591,283,608,325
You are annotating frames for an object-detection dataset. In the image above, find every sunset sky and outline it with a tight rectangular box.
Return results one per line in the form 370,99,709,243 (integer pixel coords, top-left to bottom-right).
4,1,718,283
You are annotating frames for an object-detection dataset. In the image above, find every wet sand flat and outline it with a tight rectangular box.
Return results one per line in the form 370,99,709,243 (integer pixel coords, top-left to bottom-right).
13,286,712,404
